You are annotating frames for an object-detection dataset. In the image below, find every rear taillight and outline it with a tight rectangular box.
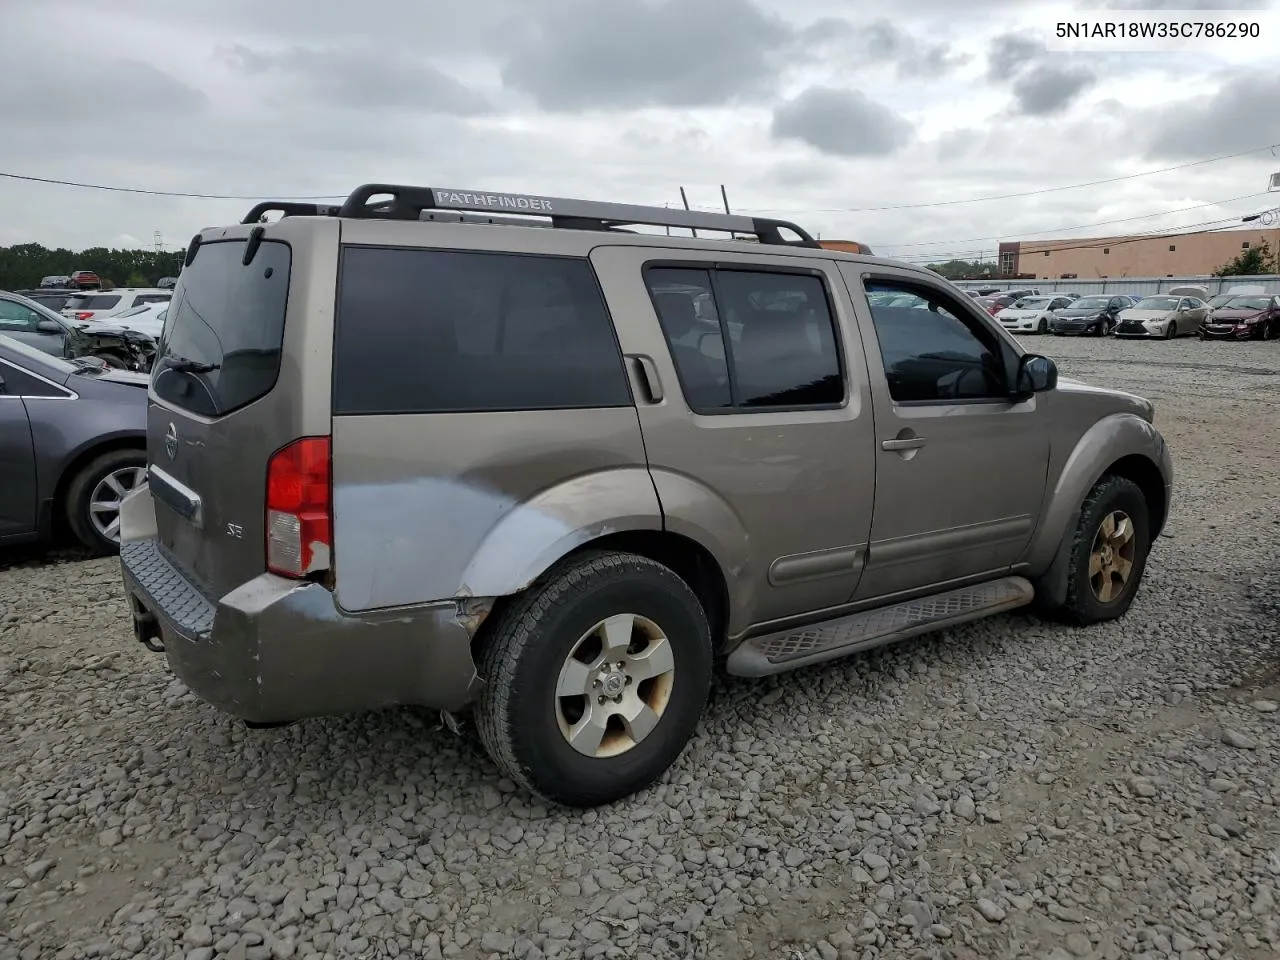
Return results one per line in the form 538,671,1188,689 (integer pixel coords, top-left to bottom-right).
75,312,93,321
265,436,332,578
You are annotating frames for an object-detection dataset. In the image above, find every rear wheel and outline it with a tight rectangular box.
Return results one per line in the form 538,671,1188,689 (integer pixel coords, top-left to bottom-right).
475,550,713,807
1054,475,1152,626
65,448,147,555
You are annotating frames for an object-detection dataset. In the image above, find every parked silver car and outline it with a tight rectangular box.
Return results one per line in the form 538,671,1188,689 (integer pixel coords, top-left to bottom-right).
1113,295,1209,339
0,335,148,554
119,183,1172,807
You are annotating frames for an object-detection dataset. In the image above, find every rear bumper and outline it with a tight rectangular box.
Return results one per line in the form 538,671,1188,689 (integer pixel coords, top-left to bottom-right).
119,532,483,724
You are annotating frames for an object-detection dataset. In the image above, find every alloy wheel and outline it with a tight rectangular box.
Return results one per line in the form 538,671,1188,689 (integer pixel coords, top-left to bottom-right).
555,613,676,759
88,466,147,542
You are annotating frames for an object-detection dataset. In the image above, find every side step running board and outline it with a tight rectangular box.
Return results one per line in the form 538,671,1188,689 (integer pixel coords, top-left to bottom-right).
726,576,1035,678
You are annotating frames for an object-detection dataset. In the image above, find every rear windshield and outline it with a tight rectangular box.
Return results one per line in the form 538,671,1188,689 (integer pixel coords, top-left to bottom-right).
66,295,121,310
332,247,631,415
151,238,291,417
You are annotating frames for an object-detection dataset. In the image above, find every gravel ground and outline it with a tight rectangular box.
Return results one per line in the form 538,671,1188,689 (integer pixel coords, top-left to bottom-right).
2,335,1279,960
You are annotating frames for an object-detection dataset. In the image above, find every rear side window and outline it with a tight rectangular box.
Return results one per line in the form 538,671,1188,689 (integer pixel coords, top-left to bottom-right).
333,247,631,415
152,238,291,417
67,295,121,310
645,266,844,412
135,294,171,305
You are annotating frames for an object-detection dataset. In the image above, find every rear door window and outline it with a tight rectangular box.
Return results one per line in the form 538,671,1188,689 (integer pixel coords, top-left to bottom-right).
332,247,631,414
152,238,291,417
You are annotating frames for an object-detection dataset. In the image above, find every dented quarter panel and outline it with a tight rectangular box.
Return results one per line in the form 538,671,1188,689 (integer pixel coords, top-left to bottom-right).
1025,380,1172,571
330,407,653,611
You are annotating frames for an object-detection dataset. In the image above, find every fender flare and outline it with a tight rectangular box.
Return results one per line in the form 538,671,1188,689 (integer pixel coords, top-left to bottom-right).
1028,412,1172,606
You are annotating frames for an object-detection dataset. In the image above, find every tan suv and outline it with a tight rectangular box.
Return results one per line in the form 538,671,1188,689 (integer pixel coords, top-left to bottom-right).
119,183,1172,807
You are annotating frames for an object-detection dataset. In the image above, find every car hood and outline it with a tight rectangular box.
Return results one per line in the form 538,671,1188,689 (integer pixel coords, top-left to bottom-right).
1055,308,1105,318
1118,309,1172,321
1057,376,1155,423
998,308,1046,318
85,368,151,387
1208,309,1263,321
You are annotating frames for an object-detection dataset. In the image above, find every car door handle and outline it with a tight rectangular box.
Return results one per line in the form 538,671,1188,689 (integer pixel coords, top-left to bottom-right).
881,437,926,451
628,354,663,403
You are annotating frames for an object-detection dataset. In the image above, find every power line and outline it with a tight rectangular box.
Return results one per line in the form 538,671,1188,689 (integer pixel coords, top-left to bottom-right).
870,192,1274,251
720,144,1280,214
3,142,1278,212
0,171,343,201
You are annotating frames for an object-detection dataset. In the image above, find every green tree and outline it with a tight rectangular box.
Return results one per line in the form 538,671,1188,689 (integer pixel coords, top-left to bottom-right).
926,259,994,280
0,242,183,290
1213,239,1277,277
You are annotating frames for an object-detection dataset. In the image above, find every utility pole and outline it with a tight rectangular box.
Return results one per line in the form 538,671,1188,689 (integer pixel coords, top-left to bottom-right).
154,230,164,253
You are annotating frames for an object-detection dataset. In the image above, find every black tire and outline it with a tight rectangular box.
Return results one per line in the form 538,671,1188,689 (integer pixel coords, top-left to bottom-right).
1056,475,1151,626
1037,316,1048,334
65,448,147,555
475,550,713,807
1164,319,1176,340
1262,322,1274,341
93,351,127,369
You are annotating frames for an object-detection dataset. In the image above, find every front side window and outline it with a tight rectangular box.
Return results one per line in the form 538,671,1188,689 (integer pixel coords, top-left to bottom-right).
645,266,844,412
333,247,631,415
0,300,39,331
864,281,1007,404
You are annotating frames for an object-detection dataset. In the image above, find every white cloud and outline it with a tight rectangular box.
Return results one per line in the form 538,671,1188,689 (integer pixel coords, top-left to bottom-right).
1,0,1277,263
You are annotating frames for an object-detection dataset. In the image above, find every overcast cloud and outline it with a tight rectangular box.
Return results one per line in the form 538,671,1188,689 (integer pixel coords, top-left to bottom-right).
2,0,1278,265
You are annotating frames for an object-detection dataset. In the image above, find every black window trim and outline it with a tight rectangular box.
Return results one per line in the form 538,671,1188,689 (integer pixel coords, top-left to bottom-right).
859,271,1020,409
0,356,76,400
332,243,634,416
640,257,849,417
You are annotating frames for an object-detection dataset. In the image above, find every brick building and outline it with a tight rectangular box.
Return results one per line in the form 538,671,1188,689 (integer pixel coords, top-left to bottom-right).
997,228,1277,279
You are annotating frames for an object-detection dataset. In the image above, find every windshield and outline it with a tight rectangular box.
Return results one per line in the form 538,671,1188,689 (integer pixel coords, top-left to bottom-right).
1012,296,1053,308
0,333,78,377
1206,295,1234,308
113,303,155,319
1135,296,1178,310
1070,297,1110,310
152,237,291,417
1223,297,1270,310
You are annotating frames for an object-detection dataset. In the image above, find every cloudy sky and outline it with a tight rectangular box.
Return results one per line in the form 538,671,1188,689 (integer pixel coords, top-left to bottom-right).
4,0,1279,265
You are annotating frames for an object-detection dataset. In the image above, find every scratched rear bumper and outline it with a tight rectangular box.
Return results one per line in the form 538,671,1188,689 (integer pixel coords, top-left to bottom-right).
120,518,482,722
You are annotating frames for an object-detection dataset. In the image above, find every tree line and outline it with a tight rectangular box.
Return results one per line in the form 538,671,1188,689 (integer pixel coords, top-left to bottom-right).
0,243,184,291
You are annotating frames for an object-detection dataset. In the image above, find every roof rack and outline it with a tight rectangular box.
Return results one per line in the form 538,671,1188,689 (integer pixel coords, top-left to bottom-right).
240,183,820,247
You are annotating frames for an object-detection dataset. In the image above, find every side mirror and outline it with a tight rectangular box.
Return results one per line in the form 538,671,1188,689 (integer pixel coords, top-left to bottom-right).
37,319,62,334
1014,353,1057,399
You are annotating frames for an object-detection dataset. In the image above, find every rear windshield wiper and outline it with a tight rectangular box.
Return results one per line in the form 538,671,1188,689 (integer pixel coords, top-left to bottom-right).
164,355,220,374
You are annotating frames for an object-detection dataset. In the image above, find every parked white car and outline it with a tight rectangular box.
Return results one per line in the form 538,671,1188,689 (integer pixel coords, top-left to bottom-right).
995,295,1074,334
62,288,171,322
104,301,168,340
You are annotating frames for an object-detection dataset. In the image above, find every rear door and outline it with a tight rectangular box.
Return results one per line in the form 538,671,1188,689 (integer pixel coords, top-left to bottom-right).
147,219,338,598
591,245,876,629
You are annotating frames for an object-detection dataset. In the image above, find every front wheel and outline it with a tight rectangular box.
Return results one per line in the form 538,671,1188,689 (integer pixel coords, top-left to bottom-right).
92,351,127,369
65,448,147,555
1164,319,1177,339
1037,316,1048,334
475,551,713,807
1055,475,1152,625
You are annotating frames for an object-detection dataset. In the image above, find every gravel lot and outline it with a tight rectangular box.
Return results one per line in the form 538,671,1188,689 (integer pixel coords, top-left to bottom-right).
2,335,1278,960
